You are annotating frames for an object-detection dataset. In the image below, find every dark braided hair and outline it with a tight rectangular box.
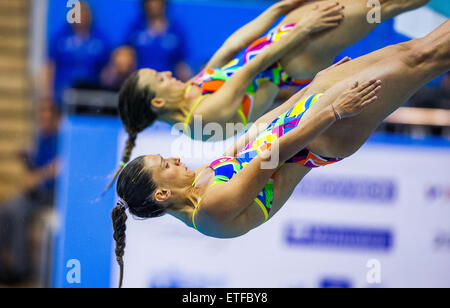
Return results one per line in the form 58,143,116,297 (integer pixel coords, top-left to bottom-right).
104,71,158,193
111,204,127,288
112,155,166,288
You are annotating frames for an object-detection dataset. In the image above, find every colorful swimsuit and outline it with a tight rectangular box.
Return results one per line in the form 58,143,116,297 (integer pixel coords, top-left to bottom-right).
184,23,312,135
191,94,343,231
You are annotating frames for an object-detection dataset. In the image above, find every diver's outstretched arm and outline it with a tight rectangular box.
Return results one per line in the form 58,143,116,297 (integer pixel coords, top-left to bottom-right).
224,56,352,157
198,81,379,231
196,3,344,124
204,0,312,70
223,85,310,157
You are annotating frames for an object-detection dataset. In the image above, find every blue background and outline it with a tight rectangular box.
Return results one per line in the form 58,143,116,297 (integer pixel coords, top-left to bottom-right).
47,0,423,74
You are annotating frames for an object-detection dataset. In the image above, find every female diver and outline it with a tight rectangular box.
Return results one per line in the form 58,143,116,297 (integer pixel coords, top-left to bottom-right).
108,0,430,190
112,20,450,287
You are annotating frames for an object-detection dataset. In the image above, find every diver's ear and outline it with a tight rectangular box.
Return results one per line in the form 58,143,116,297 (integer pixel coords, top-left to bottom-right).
154,188,171,203
151,97,166,110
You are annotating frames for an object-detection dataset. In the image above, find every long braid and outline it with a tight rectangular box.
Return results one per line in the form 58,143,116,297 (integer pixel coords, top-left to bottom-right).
112,156,167,286
112,204,128,288
103,132,137,194
104,71,157,195
123,132,137,165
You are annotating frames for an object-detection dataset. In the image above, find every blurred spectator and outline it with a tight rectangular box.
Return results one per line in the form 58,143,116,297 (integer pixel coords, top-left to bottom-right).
407,72,450,110
379,72,450,137
0,101,60,285
43,1,110,107
100,46,137,91
126,0,192,81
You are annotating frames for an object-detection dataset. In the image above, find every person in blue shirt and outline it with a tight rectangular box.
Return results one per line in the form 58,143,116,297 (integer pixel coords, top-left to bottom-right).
125,0,192,81
100,46,137,92
0,101,60,285
43,1,110,107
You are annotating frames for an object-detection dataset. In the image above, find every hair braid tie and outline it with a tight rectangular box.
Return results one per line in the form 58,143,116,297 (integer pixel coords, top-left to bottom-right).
118,198,128,211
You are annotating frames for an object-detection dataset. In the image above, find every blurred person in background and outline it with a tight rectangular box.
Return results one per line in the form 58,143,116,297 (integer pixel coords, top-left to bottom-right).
125,0,192,82
400,71,450,137
0,101,60,285
100,46,137,92
407,71,450,110
42,1,110,108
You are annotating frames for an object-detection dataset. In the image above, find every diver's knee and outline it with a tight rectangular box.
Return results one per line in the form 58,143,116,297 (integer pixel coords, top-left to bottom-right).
401,41,434,68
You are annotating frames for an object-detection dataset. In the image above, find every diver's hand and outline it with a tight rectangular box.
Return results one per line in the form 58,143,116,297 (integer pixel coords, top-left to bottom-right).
332,80,382,119
296,2,345,34
317,56,352,77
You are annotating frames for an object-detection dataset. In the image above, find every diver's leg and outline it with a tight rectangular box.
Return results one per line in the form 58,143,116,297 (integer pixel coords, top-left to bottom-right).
248,82,280,122
279,0,430,79
301,20,450,158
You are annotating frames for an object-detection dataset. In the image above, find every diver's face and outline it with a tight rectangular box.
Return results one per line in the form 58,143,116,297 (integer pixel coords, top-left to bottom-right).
138,69,185,100
144,155,195,191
